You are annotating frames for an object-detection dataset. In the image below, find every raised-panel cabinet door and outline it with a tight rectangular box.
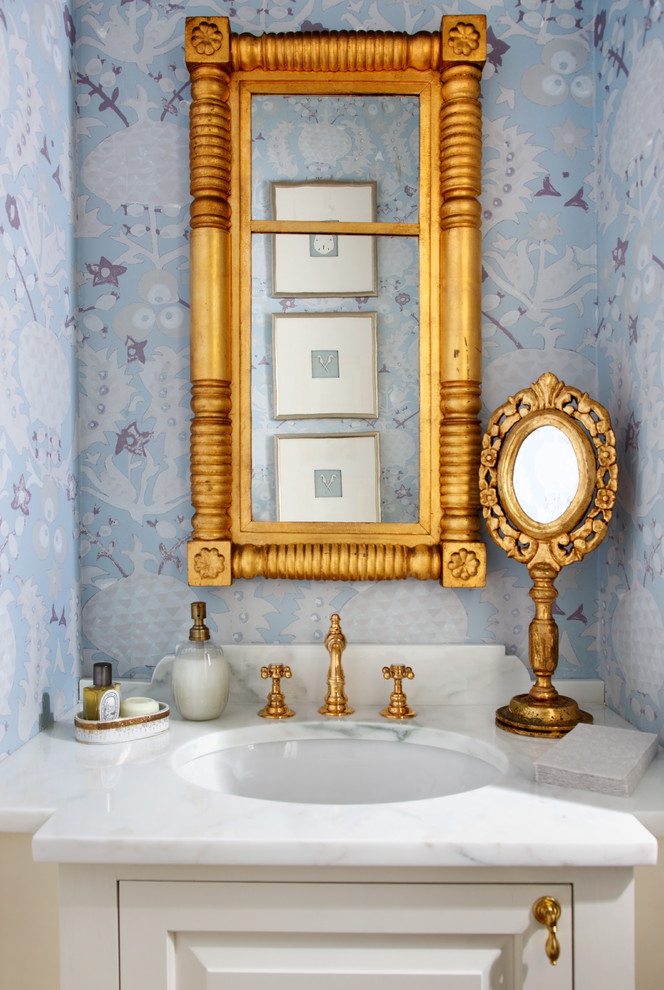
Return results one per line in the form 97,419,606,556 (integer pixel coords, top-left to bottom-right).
118,881,572,990
173,932,513,988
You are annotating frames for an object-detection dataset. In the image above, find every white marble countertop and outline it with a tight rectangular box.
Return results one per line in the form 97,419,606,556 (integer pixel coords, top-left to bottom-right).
0,646,660,869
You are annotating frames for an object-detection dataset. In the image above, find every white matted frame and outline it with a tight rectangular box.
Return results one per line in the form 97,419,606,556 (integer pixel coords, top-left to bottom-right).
271,182,377,297
276,433,381,523
272,312,378,419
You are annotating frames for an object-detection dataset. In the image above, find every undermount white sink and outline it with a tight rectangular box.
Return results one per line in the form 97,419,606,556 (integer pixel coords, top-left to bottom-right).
171,722,508,805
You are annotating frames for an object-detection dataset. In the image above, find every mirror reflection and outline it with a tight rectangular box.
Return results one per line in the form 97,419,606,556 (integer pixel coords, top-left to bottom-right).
250,95,421,524
513,425,579,525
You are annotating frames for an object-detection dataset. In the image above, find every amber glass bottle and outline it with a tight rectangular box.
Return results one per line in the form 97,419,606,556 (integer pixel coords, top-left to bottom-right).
83,662,121,721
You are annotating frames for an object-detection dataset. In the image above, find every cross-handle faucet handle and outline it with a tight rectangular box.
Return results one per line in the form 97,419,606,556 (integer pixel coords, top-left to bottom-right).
380,664,417,720
258,664,295,719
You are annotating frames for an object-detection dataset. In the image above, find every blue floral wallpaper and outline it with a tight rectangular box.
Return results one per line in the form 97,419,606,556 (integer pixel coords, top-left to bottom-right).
594,3,664,733
1,0,664,756
0,0,77,756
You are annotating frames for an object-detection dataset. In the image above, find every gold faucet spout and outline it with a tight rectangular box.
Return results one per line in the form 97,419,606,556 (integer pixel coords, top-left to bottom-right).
319,613,354,716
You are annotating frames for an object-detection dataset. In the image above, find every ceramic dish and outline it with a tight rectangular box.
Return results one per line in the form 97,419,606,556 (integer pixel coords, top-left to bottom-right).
74,702,170,744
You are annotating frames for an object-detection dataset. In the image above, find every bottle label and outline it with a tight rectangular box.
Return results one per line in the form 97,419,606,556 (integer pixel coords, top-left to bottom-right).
98,689,120,722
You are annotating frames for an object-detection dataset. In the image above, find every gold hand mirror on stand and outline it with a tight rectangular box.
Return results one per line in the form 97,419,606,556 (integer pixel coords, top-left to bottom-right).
479,372,618,737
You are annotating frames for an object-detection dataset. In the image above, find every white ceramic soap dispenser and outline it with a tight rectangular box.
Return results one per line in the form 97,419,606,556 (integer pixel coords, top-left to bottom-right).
172,601,229,721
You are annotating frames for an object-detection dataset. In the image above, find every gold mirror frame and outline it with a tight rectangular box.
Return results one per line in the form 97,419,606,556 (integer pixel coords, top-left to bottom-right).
185,14,487,586
479,372,618,736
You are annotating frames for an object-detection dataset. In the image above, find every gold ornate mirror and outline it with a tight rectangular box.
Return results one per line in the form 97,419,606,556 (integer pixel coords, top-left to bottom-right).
185,14,487,586
479,372,618,736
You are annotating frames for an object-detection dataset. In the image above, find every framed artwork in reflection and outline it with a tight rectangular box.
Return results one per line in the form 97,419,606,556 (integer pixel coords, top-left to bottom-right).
275,433,381,523
271,181,377,297
272,312,378,419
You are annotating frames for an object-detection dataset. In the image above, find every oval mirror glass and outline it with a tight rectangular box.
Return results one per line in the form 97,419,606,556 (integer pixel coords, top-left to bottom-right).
512,425,580,525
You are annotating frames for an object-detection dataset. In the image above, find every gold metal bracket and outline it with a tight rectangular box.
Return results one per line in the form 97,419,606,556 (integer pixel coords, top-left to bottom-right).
380,665,417,719
258,664,295,719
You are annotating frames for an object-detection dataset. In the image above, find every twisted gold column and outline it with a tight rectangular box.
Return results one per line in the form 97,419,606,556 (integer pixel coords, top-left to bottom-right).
186,22,233,584
438,18,486,587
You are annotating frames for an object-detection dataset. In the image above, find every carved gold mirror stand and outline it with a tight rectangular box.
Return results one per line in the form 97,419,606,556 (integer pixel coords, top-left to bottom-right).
184,14,487,587
479,372,618,737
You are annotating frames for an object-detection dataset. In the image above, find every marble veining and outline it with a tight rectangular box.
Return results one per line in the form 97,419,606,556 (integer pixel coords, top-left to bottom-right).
0,648,659,868
149,643,571,710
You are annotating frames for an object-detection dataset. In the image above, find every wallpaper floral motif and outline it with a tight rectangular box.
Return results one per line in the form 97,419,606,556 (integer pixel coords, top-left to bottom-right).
594,3,664,735
0,0,77,757
72,0,605,689
2,0,664,757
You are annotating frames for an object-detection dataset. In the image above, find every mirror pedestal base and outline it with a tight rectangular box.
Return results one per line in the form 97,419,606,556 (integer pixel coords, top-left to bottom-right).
495,694,593,738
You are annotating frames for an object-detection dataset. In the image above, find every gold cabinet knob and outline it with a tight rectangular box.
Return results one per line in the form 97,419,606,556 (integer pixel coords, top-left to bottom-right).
380,664,417,719
258,664,295,719
533,895,562,966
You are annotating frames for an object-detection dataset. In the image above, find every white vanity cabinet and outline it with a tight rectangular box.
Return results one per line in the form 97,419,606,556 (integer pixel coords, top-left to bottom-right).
58,865,635,990
4,663,655,990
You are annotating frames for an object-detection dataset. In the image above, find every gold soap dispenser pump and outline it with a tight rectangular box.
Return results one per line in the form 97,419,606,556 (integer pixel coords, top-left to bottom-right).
172,602,230,721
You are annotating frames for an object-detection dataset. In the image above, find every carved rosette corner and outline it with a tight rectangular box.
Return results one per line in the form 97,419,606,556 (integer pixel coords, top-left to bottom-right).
188,540,232,587
441,541,486,588
441,16,486,64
